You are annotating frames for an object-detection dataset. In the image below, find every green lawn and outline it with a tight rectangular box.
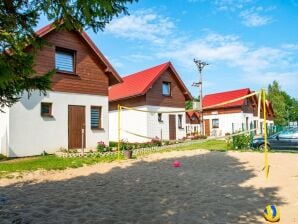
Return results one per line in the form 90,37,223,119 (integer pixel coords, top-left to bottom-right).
0,140,227,178
0,154,119,178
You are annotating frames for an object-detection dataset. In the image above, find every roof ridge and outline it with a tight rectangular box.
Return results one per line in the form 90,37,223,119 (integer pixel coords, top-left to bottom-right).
122,61,170,79
204,88,250,97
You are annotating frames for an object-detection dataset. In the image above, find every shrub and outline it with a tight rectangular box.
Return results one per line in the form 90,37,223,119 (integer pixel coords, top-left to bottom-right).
151,137,162,146
97,141,107,153
0,154,7,161
109,141,118,148
120,139,133,151
232,133,251,149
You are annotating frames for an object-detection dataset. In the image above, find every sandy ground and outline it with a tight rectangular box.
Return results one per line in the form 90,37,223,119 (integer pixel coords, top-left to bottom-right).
0,149,298,224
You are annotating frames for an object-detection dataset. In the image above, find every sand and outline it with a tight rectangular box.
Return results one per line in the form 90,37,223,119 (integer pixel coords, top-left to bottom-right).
1,149,298,223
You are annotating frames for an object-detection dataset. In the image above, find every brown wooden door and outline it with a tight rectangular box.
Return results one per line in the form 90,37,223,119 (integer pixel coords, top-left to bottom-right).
204,119,210,136
68,105,85,149
169,114,176,140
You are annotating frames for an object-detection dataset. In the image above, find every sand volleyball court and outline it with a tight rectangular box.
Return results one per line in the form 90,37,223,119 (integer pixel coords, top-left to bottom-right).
1,150,298,223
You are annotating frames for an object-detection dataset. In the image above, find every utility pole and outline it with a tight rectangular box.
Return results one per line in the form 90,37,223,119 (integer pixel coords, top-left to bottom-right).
193,59,209,135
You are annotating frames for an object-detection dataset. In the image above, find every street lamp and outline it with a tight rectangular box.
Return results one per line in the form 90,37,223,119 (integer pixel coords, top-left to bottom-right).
193,59,209,135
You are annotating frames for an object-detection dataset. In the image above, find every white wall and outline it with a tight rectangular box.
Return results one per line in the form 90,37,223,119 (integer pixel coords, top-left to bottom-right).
8,91,109,157
204,112,245,136
109,105,186,143
147,106,185,141
204,112,272,137
109,106,148,143
0,107,9,156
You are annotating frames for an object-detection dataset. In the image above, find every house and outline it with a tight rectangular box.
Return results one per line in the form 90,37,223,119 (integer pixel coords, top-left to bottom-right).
109,62,192,142
0,23,122,157
185,111,201,135
201,88,274,137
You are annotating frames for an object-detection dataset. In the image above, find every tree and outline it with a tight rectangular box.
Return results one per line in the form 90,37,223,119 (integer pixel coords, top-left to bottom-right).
267,80,298,126
0,0,137,110
185,97,199,110
281,90,298,124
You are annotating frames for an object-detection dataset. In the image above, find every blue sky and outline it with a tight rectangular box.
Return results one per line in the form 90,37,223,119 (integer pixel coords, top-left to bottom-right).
37,0,298,98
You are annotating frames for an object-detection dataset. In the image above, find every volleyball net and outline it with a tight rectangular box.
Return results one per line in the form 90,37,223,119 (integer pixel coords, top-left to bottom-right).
111,89,270,177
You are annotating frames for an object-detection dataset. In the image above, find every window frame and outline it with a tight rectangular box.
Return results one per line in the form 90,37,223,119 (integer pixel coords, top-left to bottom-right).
90,106,102,130
158,113,163,122
41,102,53,117
162,82,171,96
55,47,76,74
212,118,219,128
178,114,183,129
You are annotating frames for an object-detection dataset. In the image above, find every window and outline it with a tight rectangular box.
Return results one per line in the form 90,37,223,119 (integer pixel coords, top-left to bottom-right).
55,47,75,73
212,119,219,128
244,99,248,105
162,82,171,96
158,113,163,122
41,103,52,117
178,114,183,128
91,106,102,129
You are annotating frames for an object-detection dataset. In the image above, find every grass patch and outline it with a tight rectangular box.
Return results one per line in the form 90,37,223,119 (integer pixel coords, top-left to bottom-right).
0,154,120,178
134,140,228,157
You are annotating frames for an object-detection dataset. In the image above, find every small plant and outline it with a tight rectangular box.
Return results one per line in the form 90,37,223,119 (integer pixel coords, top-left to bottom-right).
41,150,48,156
225,133,232,150
120,139,133,151
109,141,118,148
151,137,162,146
97,141,107,153
0,154,7,161
59,147,68,153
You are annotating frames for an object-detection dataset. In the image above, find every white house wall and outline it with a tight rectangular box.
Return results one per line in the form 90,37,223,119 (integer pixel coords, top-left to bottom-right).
0,107,9,156
204,112,274,137
146,106,185,141
8,91,109,157
109,105,186,143
109,106,148,143
204,112,251,136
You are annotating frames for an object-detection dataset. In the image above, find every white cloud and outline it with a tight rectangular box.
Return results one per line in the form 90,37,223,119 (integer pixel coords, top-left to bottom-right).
214,0,252,12
244,72,298,89
105,10,175,45
239,9,272,27
282,44,298,51
158,32,291,74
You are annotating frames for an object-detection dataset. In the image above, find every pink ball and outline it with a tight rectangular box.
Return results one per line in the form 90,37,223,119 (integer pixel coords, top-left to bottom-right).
173,160,181,167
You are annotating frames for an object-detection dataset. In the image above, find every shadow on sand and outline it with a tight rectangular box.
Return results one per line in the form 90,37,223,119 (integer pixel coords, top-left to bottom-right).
0,151,284,224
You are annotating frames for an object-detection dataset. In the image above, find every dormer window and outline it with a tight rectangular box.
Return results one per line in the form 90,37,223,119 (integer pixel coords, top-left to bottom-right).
55,47,75,73
162,82,171,96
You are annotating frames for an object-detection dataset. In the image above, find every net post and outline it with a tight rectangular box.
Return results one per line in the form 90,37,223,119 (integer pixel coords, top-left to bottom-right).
262,89,269,178
257,90,262,135
117,104,121,160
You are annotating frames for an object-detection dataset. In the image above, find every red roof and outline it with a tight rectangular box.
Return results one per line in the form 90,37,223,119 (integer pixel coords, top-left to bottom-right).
203,88,252,108
35,22,122,86
109,62,192,102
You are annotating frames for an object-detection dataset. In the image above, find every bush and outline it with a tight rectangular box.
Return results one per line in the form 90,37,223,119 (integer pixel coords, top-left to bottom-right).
151,137,162,146
232,133,251,149
0,154,7,161
109,141,118,148
97,141,107,153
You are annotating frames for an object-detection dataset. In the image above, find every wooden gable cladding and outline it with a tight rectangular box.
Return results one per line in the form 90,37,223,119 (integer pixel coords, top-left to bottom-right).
203,106,242,115
146,70,186,108
109,95,146,111
34,30,109,96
